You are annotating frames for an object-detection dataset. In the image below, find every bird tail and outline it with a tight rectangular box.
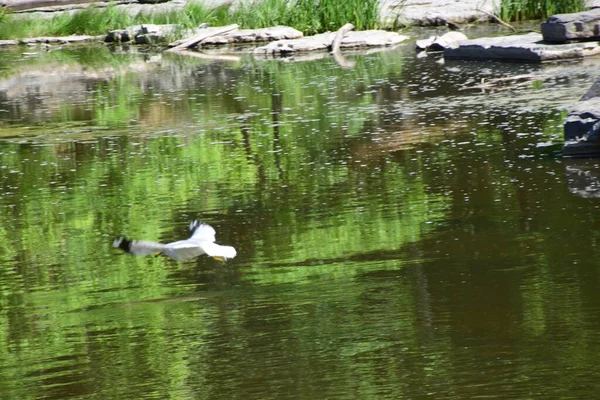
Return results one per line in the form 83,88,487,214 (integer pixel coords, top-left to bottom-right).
199,242,237,259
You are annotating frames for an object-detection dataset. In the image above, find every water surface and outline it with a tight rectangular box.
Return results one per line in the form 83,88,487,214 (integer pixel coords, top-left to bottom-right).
1,39,600,399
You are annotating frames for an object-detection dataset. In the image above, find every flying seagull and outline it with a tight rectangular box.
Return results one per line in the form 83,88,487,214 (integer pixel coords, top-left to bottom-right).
113,221,236,262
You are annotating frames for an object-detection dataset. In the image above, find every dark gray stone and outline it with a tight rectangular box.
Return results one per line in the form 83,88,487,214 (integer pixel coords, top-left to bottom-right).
105,24,179,44
564,100,600,140
563,77,600,157
444,32,600,62
581,76,600,100
105,29,132,43
542,8,600,43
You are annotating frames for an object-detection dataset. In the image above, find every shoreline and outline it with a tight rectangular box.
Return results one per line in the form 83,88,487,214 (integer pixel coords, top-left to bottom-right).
2,0,501,27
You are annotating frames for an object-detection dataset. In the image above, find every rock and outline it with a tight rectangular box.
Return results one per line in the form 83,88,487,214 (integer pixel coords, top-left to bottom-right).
137,0,170,3
416,31,467,51
167,24,238,51
105,24,179,43
254,30,408,54
564,100,600,141
21,35,96,44
385,0,500,26
580,73,600,100
444,32,600,62
341,30,408,48
541,8,600,43
105,29,133,43
415,36,435,50
0,40,19,46
201,26,303,45
563,76,600,157
255,32,334,54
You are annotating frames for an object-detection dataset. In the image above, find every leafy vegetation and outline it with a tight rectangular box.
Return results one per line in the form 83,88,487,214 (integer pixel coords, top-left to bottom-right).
498,0,585,21
0,0,383,39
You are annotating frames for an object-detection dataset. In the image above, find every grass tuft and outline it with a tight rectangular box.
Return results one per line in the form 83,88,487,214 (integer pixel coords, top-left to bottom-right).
0,0,382,40
499,0,585,21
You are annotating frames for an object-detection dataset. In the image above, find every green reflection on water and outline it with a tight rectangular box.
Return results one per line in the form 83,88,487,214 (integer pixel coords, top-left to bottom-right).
1,44,600,400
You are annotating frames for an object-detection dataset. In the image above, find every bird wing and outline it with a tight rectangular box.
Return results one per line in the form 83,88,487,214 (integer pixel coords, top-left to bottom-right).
162,240,206,262
189,221,216,242
114,221,235,262
199,242,237,259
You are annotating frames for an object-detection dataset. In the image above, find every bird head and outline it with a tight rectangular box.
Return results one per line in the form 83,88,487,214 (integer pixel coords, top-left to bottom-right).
113,237,132,252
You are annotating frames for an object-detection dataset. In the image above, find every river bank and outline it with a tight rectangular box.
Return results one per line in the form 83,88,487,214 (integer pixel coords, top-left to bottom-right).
0,0,505,28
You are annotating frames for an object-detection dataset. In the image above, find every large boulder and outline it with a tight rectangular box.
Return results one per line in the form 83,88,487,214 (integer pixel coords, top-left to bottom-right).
541,8,600,43
563,77,600,157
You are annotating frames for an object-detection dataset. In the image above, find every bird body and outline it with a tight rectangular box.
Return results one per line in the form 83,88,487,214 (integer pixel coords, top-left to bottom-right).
113,221,236,262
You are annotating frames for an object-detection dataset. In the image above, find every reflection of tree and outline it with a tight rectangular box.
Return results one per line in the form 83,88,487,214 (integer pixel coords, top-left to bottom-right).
3,44,599,400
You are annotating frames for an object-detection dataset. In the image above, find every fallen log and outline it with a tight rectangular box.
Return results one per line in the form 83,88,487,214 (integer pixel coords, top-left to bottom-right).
167,24,238,52
475,8,516,31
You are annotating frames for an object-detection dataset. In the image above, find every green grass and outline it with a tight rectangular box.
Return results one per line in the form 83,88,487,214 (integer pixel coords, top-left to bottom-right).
499,0,585,21
0,0,383,40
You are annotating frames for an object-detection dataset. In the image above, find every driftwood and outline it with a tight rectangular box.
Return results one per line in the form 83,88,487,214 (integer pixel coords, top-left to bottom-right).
476,8,516,31
330,23,356,68
331,23,354,53
167,24,238,52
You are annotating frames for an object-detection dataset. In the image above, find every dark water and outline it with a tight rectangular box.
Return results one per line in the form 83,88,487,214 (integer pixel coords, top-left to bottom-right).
1,37,600,399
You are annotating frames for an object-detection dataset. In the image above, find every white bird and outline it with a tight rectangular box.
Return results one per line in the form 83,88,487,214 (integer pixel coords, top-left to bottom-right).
113,221,237,262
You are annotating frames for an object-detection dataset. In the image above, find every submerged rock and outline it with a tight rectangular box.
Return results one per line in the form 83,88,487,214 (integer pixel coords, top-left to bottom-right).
542,8,600,43
563,77,600,157
444,32,600,62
